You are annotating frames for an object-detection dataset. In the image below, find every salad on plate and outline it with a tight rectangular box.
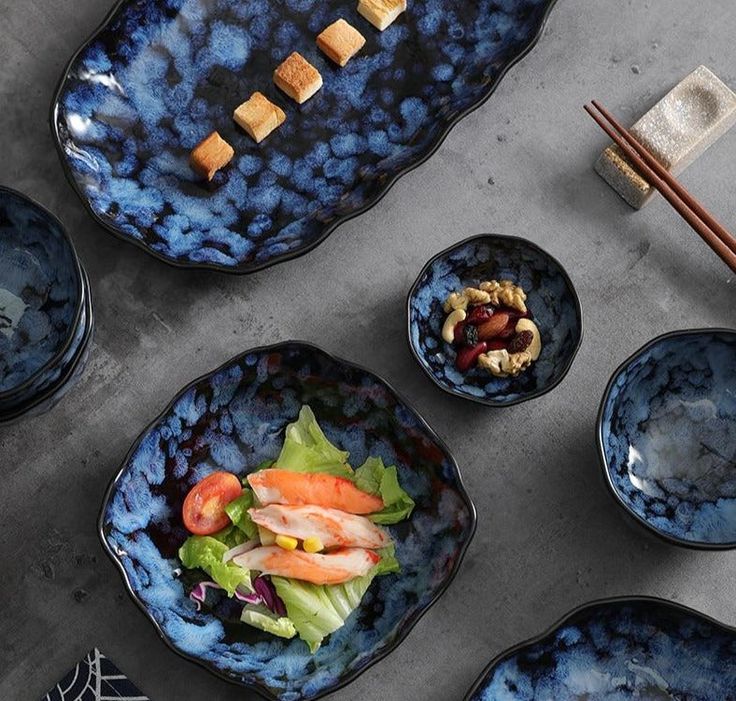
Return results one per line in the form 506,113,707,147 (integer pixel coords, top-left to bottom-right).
177,405,415,652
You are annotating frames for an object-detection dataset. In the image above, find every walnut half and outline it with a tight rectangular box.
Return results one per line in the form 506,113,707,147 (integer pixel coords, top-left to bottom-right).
479,280,527,313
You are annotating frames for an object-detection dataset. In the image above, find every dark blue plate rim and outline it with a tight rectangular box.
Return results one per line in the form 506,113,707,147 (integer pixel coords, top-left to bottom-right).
0,266,94,424
405,233,584,408
50,0,558,275
0,184,85,401
596,327,736,551
463,594,736,700
97,340,477,700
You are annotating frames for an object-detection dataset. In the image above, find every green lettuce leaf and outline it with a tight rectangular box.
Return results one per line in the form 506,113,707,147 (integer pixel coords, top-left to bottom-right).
224,489,258,539
272,574,375,653
271,548,398,653
178,536,252,596
210,524,247,549
373,543,401,576
240,605,296,639
354,457,415,524
275,406,353,477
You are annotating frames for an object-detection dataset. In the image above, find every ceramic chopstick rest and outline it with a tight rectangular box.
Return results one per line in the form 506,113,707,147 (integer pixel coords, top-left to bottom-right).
594,65,736,209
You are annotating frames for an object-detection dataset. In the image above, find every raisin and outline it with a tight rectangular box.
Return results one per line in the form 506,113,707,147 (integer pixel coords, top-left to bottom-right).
462,324,479,347
508,330,534,354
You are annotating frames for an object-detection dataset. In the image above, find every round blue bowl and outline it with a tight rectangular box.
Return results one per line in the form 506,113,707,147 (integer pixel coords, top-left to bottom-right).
465,596,736,700
598,329,736,549
0,186,84,401
407,234,582,407
100,341,476,700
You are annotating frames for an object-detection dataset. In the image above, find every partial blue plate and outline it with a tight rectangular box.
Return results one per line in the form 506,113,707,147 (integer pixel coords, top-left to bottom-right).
465,596,736,700
0,268,94,425
0,186,84,400
598,329,736,550
99,341,475,700
407,234,582,407
52,0,556,273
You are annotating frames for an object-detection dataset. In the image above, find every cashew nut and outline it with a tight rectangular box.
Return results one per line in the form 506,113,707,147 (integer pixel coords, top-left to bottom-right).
442,309,466,343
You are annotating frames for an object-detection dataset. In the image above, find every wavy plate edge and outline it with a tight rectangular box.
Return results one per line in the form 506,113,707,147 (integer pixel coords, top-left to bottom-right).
405,232,584,408
596,327,736,551
98,340,477,700
463,594,736,700
50,0,558,274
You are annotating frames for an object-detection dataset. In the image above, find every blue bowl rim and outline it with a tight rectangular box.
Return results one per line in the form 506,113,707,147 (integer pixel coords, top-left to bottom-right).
405,233,584,408
49,0,559,275
0,184,85,401
462,594,736,700
0,266,94,424
98,340,478,700
596,327,736,551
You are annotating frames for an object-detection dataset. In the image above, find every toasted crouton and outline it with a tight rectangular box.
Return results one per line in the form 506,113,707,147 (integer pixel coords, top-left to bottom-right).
233,92,286,143
190,131,234,181
273,52,323,104
357,0,407,30
317,19,366,67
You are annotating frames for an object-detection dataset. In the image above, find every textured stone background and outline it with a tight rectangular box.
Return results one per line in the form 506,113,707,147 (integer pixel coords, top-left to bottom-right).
1,1,735,699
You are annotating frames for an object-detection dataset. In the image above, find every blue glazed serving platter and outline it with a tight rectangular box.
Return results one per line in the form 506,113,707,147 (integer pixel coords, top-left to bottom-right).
598,329,736,550
52,0,556,273
465,596,736,700
407,234,582,407
99,341,476,700
0,186,84,400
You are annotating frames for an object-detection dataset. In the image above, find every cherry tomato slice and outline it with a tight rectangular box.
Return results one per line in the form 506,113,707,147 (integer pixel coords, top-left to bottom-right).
182,471,243,535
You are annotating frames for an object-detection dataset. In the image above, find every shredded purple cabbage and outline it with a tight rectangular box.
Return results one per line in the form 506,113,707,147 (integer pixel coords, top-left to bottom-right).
189,581,222,611
189,577,285,616
254,576,287,617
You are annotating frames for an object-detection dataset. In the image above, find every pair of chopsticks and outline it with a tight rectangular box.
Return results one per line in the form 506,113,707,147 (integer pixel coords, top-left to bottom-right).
585,101,736,274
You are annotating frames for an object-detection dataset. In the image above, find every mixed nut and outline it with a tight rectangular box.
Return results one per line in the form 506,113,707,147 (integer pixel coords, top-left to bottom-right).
441,281,542,377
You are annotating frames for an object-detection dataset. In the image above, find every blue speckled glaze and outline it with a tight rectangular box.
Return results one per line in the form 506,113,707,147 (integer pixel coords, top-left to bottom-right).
99,342,475,700
466,597,736,701
598,329,736,549
52,0,556,272
407,234,582,406
0,269,93,423
0,187,83,396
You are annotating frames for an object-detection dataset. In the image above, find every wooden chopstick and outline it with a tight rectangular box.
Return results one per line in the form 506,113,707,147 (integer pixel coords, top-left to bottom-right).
591,100,736,258
584,103,736,274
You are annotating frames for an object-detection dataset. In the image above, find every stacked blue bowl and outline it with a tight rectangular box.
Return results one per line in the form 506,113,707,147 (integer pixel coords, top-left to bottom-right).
0,186,93,424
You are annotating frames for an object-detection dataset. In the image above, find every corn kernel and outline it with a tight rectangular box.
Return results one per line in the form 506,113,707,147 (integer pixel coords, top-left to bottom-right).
275,535,298,551
303,537,324,553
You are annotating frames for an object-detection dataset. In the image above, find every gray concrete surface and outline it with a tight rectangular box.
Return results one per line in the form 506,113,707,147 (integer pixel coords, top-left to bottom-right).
2,1,735,699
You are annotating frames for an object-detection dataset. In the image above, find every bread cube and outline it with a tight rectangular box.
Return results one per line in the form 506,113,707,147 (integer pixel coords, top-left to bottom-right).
233,92,286,143
317,19,366,67
357,0,407,30
273,52,323,104
190,131,234,181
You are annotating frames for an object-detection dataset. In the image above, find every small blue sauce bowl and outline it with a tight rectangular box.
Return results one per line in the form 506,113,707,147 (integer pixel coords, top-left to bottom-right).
598,329,736,549
0,186,84,401
407,234,582,407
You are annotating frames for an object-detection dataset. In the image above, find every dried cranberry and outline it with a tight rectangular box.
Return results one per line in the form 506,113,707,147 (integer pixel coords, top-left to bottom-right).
462,324,479,347
466,305,495,325
486,340,508,351
456,342,488,372
508,330,534,353
453,321,466,344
